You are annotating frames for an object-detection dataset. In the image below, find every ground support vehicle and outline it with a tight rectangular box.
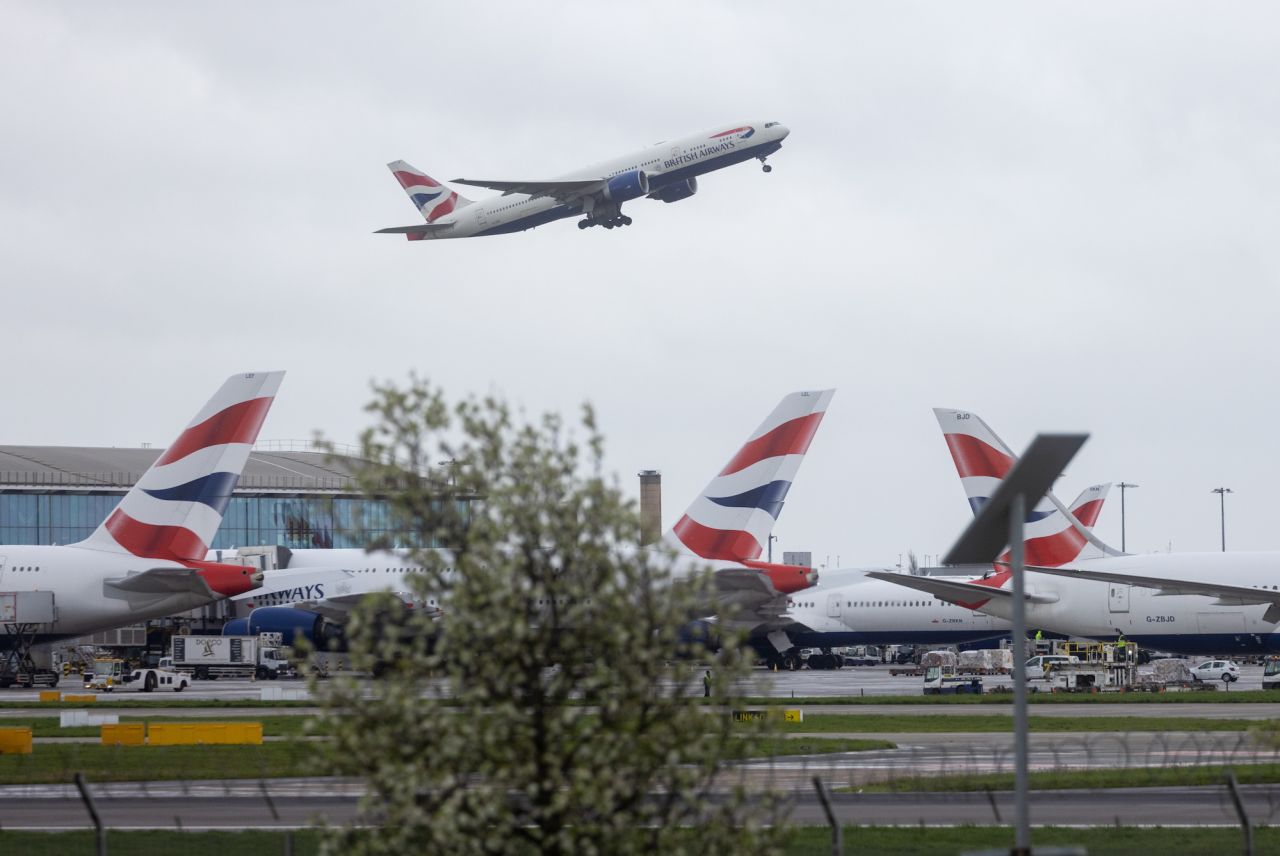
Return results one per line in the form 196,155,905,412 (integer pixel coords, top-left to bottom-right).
1046,642,1140,692
1264,657,1280,691
922,651,983,695
84,659,188,692
169,633,293,680
1190,659,1241,684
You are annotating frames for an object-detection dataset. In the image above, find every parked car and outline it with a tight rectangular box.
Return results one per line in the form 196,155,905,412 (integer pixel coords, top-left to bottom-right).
1023,654,1078,678
1191,660,1240,683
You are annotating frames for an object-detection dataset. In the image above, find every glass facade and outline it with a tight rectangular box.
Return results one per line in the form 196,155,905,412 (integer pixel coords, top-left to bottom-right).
0,493,468,550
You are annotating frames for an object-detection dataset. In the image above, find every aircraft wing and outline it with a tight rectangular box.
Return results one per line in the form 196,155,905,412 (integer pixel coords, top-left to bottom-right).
1026,565,1280,620
864,570,1056,606
451,177,602,202
375,223,456,235
105,568,215,599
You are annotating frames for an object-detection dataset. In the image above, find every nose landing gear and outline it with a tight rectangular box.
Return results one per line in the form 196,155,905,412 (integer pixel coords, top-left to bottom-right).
759,155,773,173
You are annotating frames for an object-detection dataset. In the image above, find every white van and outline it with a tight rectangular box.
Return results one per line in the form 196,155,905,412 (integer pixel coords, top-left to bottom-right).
1024,654,1078,678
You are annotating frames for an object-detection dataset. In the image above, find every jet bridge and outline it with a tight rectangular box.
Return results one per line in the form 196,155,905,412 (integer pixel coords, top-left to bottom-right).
1,591,57,687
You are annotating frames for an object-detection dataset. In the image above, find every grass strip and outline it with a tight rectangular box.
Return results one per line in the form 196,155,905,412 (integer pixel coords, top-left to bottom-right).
854,761,1280,793
766,713,1263,733
12,715,326,738
738,688,1279,705
0,735,880,785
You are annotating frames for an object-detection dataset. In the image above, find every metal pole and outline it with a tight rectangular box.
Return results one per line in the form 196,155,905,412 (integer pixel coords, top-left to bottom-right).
811,776,843,856
1213,487,1232,552
73,772,106,856
1009,492,1030,856
1116,482,1138,553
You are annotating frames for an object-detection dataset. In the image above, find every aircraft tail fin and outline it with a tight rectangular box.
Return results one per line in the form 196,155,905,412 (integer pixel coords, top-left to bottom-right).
665,389,835,562
387,160,473,226
934,408,1124,565
74,372,285,563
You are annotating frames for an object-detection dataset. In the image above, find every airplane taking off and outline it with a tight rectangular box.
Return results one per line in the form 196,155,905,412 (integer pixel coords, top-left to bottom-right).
377,121,789,239
226,389,833,646
0,372,283,678
871,409,1280,655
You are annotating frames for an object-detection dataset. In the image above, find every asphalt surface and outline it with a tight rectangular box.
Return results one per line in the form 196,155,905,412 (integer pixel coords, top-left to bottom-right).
1,778,1277,828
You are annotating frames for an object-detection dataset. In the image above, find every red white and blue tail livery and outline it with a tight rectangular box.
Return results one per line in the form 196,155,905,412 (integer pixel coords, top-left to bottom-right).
934,408,1121,567
78,372,285,563
667,390,834,564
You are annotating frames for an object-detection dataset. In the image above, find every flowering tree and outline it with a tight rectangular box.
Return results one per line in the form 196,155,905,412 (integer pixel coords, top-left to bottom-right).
310,378,783,855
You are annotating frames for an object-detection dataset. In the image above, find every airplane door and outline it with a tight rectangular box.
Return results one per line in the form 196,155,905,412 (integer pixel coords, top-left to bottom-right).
1108,583,1130,613
827,593,841,619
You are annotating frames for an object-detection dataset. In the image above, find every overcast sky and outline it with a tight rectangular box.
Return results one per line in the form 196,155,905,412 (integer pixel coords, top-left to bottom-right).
3,3,1278,568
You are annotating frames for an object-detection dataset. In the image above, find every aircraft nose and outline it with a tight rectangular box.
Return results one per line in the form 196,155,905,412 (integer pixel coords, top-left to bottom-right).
776,124,791,139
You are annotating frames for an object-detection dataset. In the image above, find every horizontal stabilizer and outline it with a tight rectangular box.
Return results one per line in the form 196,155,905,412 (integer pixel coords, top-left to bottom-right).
375,223,456,235
105,567,215,599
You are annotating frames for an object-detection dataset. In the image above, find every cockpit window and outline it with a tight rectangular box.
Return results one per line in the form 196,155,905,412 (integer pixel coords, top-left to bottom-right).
764,121,779,128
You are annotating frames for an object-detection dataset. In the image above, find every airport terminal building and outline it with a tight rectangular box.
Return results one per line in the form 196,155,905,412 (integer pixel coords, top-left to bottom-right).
0,441,459,550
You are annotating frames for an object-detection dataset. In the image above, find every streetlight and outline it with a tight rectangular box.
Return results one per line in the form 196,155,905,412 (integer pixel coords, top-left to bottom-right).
767,533,777,563
1211,487,1233,552
1116,482,1139,552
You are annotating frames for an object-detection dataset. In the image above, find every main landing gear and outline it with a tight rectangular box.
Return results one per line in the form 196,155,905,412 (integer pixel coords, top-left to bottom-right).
577,215,633,230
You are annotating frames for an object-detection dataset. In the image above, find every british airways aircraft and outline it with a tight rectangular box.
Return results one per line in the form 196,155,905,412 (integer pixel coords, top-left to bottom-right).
376,121,789,239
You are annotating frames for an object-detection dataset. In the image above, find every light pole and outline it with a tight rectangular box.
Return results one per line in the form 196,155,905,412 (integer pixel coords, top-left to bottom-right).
1212,487,1233,551
767,533,777,563
1116,482,1139,552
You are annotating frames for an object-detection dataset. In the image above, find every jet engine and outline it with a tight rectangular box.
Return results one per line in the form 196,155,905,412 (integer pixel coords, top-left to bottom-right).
652,177,697,203
602,169,649,203
244,607,346,650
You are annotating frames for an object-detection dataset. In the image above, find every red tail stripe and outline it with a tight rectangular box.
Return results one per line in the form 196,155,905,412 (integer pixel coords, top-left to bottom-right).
426,191,457,222
1071,498,1104,528
673,515,762,561
944,433,1014,480
103,508,208,562
393,170,440,189
155,397,274,467
741,559,815,594
719,412,824,477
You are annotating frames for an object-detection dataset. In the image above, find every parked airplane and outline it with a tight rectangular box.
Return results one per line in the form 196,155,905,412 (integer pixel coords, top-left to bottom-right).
752,484,1110,665
0,372,283,677
377,121,789,239
225,389,832,646
871,409,1280,655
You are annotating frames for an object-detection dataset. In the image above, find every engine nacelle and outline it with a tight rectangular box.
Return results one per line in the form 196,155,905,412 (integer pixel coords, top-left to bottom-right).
677,619,721,654
245,607,346,650
653,177,697,203
221,618,249,636
602,169,649,203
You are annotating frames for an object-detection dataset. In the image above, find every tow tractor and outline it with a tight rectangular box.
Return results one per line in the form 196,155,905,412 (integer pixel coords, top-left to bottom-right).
1264,657,1280,691
84,658,189,693
922,650,982,695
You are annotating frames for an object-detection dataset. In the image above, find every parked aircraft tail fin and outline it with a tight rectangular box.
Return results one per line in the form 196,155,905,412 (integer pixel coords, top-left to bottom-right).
933,408,1123,565
74,372,285,563
665,389,835,562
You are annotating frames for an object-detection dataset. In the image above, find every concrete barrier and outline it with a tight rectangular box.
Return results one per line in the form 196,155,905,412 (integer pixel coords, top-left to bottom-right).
101,723,146,746
60,710,119,728
0,727,33,754
61,694,97,703
38,690,62,703
148,722,263,746
260,686,308,701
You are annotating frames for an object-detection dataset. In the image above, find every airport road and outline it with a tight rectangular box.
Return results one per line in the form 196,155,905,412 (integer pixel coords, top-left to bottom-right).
1,778,1277,829
1,663,1271,705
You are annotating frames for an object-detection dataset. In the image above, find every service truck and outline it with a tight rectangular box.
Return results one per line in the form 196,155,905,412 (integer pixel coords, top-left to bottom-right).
168,633,293,680
922,650,983,695
84,658,189,692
